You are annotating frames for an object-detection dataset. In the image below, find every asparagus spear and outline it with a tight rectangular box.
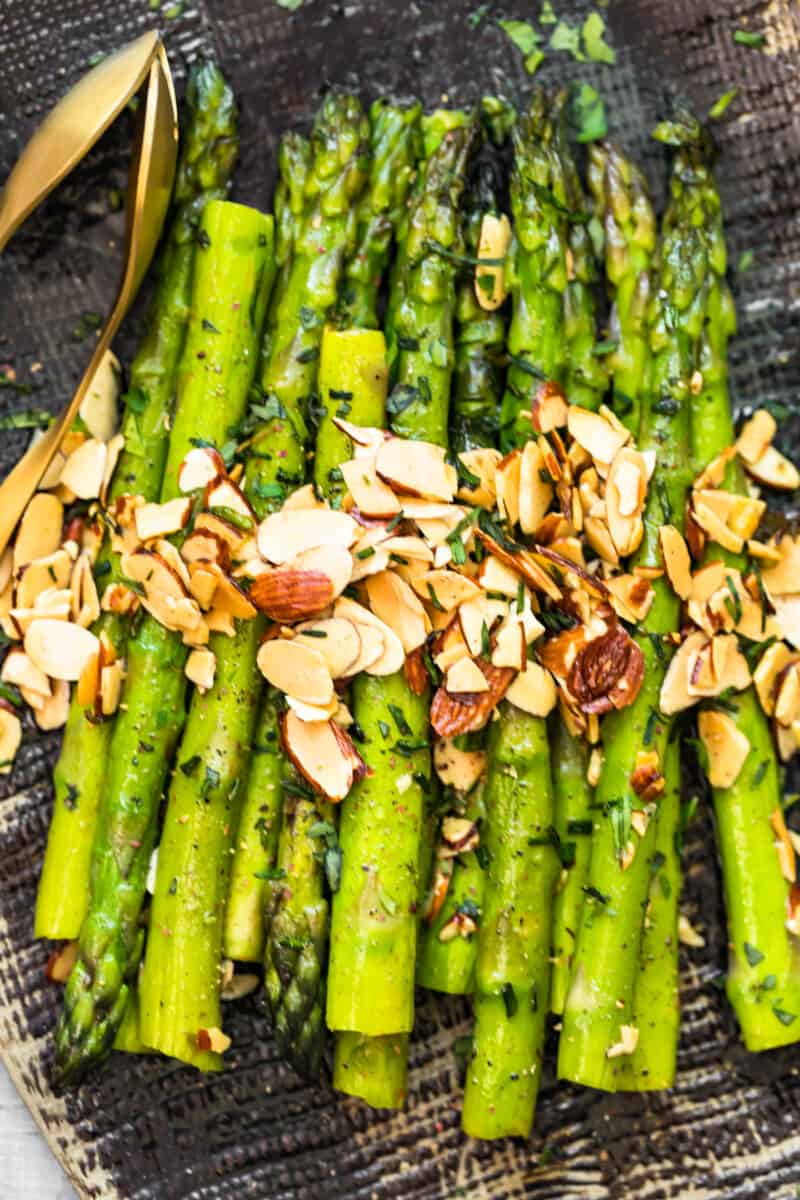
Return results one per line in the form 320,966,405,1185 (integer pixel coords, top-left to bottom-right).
53,199,274,1085
461,92,564,1139
558,130,711,1091
259,95,371,1076
35,62,239,941
669,115,800,1049
338,98,422,330
587,141,657,436
328,115,477,1106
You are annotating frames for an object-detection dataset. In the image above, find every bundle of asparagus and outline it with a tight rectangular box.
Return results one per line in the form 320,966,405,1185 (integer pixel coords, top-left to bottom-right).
4,63,799,1140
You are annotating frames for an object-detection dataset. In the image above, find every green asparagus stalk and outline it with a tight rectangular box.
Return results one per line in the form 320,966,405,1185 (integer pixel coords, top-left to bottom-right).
338,99,422,329
550,719,594,1015
35,62,239,941
587,140,657,435
259,132,311,368
671,115,800,1049
258,95,371,1077
461,92,564,1139
558,127,712,1091
53,199,274,1085
329,115,476,1107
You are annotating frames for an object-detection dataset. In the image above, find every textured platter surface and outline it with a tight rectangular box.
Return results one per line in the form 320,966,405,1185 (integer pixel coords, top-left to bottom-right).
1,1,800,1196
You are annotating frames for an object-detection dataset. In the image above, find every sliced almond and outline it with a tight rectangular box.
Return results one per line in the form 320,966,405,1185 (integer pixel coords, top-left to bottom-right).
1,647,50,695
59,438,108,500
282,711,355,802
692,498,744,555
694,488,765,541
206,477,256,525
0,706,22,773
79,349,120,441
69,553,101,628
736,409,776,464
760,537,800,598
584,515,619,566
14,493,64,570
101,582,138,616
456,448,501,507
134,497,193,543
257,637,333,707
295,618,362,678
474,211,511,310
194,512,247,553
365,570,428,653
744,444,800,491
0,549,11,596
333,596,405,676
659,524,692,601
181,530,231,572
430,660,515,736
494,450,521,526
606,448,646,557
25,619,99,682
434,619,471,672
697,709,750,790
433,739,486,792
491,613,526,672
32,677,69,731
185,648,216,692
44,939,79,983
375,437,456,503
196,1027,232,1055
446,657,489,694
16,549,73,610
531,381,568,434
567,406,628,467
411,569,481,613
349,545,390,582
478,554,521,597
286,694,340,723
505,661,557,717
754,642,797,716
775,663,800,728
518,439,553,535
178,446,226,493
770,807,797,883
772,596,800,650
331,417,387,455
257,508,357,564
281,483,328,512
340,457,402,519
605,573,655,623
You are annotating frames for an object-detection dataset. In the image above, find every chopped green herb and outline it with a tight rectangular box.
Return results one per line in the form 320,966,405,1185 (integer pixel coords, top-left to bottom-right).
744,941,765,967
540,0,557,24
773,1005,797,1026
733,29,766,49
752,759,769,788
502,981,518,1017
254,866,286,881
737,250,754,273
593,337,618,356
180,755,202,777
201,318,221,334
0,408,52,431
582,11,615,64
388,703,412,736
709,88,738,120
549,18,584,61
498,19,544,74
378,720,391,740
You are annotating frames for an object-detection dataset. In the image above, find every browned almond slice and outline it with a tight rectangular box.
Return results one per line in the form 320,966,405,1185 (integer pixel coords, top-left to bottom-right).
209,572,256,621
506,661,557,717
434,619,471,672
630,749,665,801
659,632,720,714
692,498,744,554
206,477,256,525
349,545,390,582
518,439,553,535
45,939,79,983
67,552,100,628
583,515,619,566
185,648,216,692
178,445,226,493
477,554,522,597
205,608,235,637
365,570,428,653
474,211,511,310
1,648,49,697
100,433,124,505
694,488,765,541
491,615,525,671
745,444,800,491
659,524,692,600
475,530,563,601
181,530,231,571
78,348,120,441
15,549,73,609
257,637,334,707
25,619,100,682
747,538,783,564
430,660,515,737
760,537,800,597
196,1026,232,1054
295,618,362,678
412,569,481,613
281,483,328,512
567,406,628,466
257,508,357,564
281,710,354,802
340,457,402,519
30,677,69,731
381,535,434,563
0,548,11,596
331,417,387,454
769,596,800,650
99,661,123,716
531,381,568,433
375,437,457,503
250,568,334,623
736,409,776,464
194,511,247,552
605,574,655,623
775,663,800,728
345,621,386,676
101,582,138,616
403,500,466,522
494,450,522,526
152,539,191,592
446,657,489,694
0,705,22,773
433,738,486,792
14,493,64,571
134,497,194,542
456,448,501,507
754,642,797,716
698,709,750,788
568,625,645,714
458,593,494,657
59,438,108,500
286,694,340,723
606,448,647,557
770,808,797,881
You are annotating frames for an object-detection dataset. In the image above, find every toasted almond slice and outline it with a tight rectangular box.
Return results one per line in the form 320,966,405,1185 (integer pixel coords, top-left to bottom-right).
770,807,797,881
412,569,481,613
282,710,355,801
605,573,655,623
16,549,73,610
331,417,387,454
67,552,100,628
745,444,800,491
29,676,68,730
208,572,256,621
607,1025,639,1059
295,618,362,678
257,508,357,564
747,538,783,564
206,477,256,525
458,593,495,657
494,449,521,526
99,661,123,716
775,663,800,728
456,448,501,507
14,493,64,570
203,608,233,638
59,438,108,500
257,638,333,706
433,739,486,792
583,515,619,566
180,530,231,572
698,709,751,789
1,647,51,695
531,381,568,434
0,706,22,773
179,446,226,493
280,483,327,512
659,525,692,601
100,433,124,505
505,661,557,717
350,545,391,582
185,648,216,692
754,642,797,716
134,497,193,542
333,596,405,676
518,440,553,535
434,619,471,672
692,499,744,554
606,448,646,557
25,619,100,682
772,596,800,650
659,631,707,714
0,548,11,596
77,647,99,708
446,657,489,694
194,512,248,553
77,348,121,441
365,570,428,653
187,564,219,609
196,1026,232,1055
474,211,511,310
491,615,525,671
736,409,776,464
340,457,402,519
567,406,628,466
343,621,386,676
760,537,800,597
430,660,515,736
286,694,340,723
477,555,521,597
381,535,435,563
402,500,466,523
375,437,457,503
474,530,562,601
694,488,765,541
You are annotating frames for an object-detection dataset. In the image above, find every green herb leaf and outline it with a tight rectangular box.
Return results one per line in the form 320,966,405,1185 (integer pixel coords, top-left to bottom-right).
737,250,754,273
744,941,765,967
733,28,766,48
709,88,738,120
0,408,52,431
582,11,615,64
502,981,518,1018
550,18,584,60
254,866,287,881
773,1005,797,1026
498,18,542,61
540,0,557,25
568,83,608,143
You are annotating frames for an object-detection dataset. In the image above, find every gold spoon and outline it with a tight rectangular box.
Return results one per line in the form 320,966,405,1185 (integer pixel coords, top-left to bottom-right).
0,36,178,556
